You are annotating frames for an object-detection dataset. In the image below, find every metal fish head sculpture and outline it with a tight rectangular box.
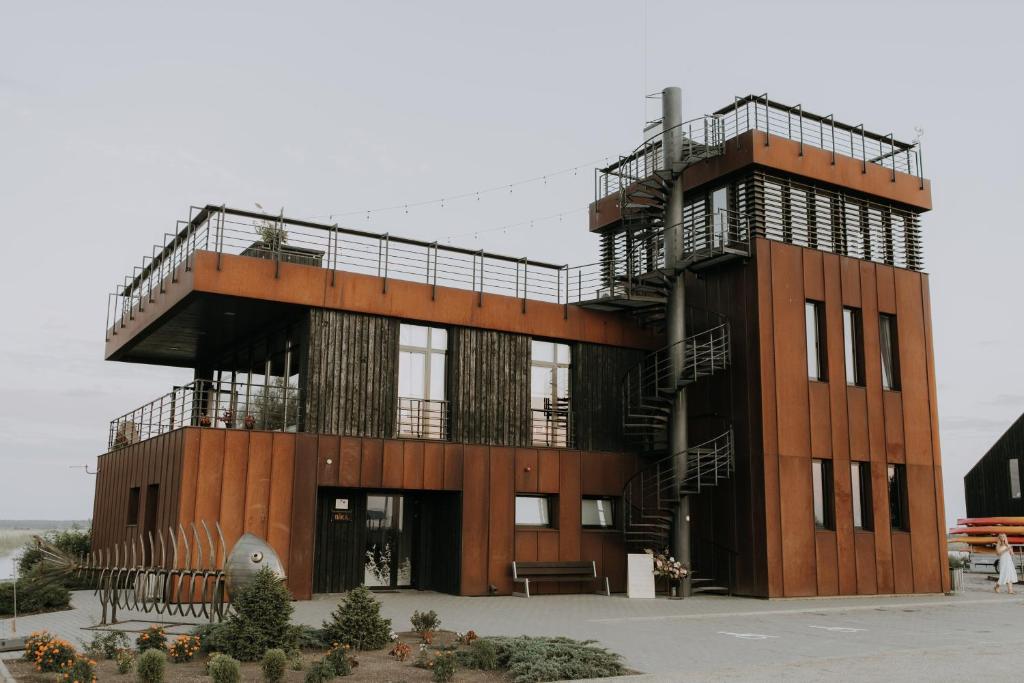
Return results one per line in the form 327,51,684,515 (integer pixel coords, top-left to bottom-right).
224,533,286,594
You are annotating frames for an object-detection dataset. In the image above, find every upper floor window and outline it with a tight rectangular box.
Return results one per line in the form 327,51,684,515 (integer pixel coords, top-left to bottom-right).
843,307,865,386
812,459,835,530
806,300,827,381
397,324,448,439
879,314,901,391
888,464,910,531
1011,458,1022,500
531,341,571,447
127,486,141,526
851,462,873,530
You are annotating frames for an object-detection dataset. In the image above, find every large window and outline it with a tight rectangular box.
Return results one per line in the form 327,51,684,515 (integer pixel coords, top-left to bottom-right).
879,314,901,391
1011,458,1022,500
582,498,616,529
397,324,448,439
851,462,873,530
888,464,910,531
843,307,865,386
806,300,827,381
515,496,554,528
812,459,835,530
531,341,571,447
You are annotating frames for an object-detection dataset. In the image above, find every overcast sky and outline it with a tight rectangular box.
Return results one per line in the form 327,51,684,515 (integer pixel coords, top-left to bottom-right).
1,1,1021,528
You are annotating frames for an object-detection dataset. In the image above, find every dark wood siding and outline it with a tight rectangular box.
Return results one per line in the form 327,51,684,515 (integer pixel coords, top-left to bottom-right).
449,327,530,446
304,309,399,437
572,343,646,452
965,413,1024,517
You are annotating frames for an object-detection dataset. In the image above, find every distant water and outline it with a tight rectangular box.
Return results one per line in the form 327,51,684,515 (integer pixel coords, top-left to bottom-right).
0,551,19,580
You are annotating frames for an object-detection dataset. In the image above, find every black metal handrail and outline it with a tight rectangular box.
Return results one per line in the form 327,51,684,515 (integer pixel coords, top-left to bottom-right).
396,397,450,441
531,405,573,448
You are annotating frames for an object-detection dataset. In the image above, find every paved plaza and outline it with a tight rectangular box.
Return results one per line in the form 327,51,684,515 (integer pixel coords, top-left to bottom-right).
3,573,1022,681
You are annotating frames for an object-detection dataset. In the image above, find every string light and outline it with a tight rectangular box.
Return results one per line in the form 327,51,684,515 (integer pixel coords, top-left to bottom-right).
303,156,607,222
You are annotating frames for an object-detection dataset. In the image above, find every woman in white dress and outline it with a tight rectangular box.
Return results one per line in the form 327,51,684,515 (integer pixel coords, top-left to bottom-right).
994,533,1018,594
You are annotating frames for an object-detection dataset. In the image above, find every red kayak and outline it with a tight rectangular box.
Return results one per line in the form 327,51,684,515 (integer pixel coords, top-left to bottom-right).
957,517,1024,526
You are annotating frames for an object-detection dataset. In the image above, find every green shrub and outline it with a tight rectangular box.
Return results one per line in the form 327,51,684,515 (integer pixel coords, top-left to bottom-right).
61,654,97,682
208,653,242,683
324,643,355,676
136,625,167,652
18,526,93,590
191,622,228,653
33,635,77,673
167,634,202,662
286,647,305,671
262,648,287,683
456,638,498,670
484,636,626,683
83,630,129,659
432,651,457,682
136,648,167,683
304,659,336,683
411,609,441,640
216,566,296,661
116,648,135,674
321,586,392,651
290,624,327,649
0,569,71,616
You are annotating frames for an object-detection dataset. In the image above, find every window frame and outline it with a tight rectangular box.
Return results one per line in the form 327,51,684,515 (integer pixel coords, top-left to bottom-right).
581,497,617,530
851,461,873,531
397,323,448,439
530,340,572,447
1010,458,1022,500
812,459,835,531
127,486,141,527
515,495,556,529
843,307,866,387
879,313,901,391
887,464,910,531
805,300,827,382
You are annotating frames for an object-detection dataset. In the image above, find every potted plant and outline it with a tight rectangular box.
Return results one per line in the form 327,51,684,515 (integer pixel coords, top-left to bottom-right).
647,548,689,599
221,409,235,429
244,414,256,430
239,203,325,267
198,414,212,427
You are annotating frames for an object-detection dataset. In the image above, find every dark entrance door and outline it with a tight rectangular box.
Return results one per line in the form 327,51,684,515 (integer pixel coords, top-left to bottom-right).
313,489,461,594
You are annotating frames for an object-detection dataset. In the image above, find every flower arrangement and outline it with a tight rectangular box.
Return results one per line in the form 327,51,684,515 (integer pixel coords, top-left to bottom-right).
645,548,689,580
457,630,478,645
136,625,167,653
389,641,412,661
244,414,256,430
59,654,98,683
199,414,212,427
167,634,201,663
25,632,78,673
221,409,235,428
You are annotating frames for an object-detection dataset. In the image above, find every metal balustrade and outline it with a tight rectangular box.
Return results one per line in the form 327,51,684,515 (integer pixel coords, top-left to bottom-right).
531,406,573,448
396,397,449,441
108,378,302,449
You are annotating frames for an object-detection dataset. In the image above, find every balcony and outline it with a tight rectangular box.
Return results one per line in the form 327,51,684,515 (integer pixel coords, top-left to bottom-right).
531,402,573,448
109,378,302,449
396,397,449,441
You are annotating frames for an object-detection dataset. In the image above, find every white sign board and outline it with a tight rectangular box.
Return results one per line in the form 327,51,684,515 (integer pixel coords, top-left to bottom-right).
626,553,656,599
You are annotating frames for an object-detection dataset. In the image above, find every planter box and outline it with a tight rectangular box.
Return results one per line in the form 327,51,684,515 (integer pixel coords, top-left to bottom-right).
950,567,965,593
242,241,325,267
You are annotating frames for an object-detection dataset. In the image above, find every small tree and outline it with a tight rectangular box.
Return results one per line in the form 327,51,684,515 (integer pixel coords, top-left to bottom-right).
321,586,392,651
218,565,296,661
262,648,287,683
136,648,166,683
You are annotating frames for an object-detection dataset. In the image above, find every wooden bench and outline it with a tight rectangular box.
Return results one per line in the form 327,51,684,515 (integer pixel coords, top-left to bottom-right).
511,560,610,598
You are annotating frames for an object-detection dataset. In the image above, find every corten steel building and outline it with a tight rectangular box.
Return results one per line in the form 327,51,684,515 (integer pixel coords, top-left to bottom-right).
964,413,1024,517
91,92,949,599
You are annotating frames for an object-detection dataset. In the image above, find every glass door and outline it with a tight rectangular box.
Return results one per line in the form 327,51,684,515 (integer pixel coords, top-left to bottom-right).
363,494,413,588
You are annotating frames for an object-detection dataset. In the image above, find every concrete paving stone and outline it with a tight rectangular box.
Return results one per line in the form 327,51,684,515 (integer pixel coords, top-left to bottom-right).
1,572,1021,680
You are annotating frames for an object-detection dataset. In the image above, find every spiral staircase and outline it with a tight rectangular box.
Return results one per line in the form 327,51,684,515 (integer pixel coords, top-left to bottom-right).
583,114,751,594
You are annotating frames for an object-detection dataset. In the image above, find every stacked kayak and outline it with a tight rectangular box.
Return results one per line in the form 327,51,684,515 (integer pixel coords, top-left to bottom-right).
948,517,1024,552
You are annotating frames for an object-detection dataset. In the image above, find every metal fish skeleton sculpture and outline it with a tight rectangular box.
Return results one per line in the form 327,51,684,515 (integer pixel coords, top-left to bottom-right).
35,522,285,625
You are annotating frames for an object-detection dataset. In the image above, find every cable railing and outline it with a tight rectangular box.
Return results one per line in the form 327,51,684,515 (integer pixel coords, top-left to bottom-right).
716,94,923,183
396,397,449,441
531,402,573,448
594,115,725,199
108,378,302,449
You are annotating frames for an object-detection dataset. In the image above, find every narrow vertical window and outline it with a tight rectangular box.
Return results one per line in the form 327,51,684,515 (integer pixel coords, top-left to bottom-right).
851,462,873,530
812,459,835,530
806,301,827,381
879,314,900,391
843,307,865,386
127,487,141,526
531,341,571,447
888,464,910,531
397,324,448,439
1010,458,1022,500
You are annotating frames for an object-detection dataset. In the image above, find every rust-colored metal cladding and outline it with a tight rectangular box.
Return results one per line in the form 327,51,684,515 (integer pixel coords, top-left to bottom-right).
224,532,287,595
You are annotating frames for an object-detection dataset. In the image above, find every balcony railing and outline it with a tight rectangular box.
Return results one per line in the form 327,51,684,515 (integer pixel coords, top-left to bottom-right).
531,403,573,448
396,397,449,441
108,378,302,449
